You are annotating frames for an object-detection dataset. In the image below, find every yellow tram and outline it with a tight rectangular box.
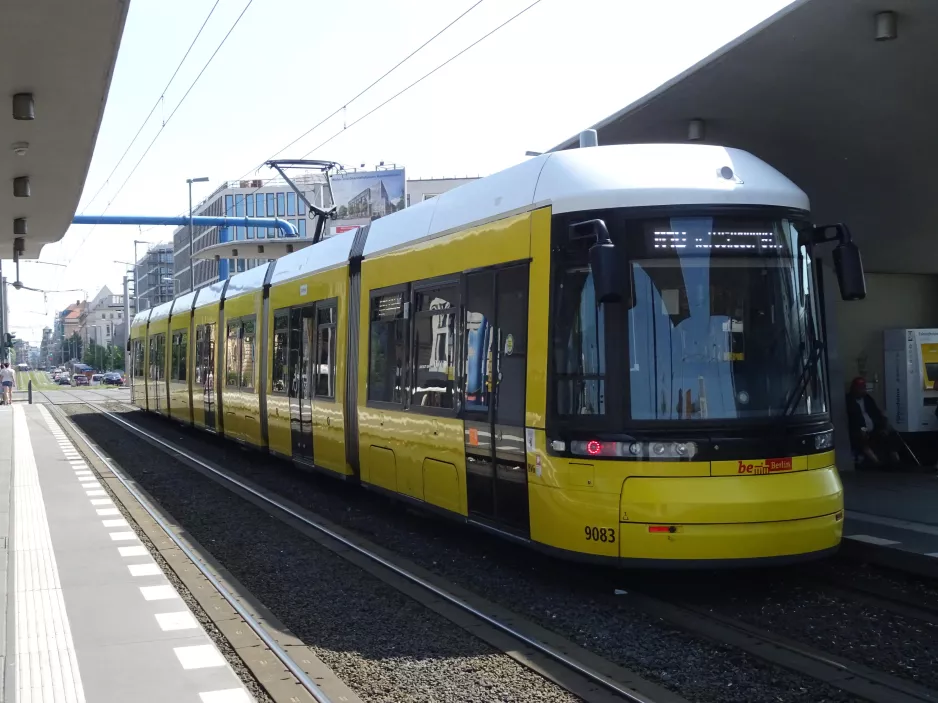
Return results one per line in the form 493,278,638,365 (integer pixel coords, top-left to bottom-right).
130,143,866,566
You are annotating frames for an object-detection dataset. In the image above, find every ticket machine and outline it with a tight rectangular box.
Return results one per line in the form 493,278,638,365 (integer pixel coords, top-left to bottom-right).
884,328,938,432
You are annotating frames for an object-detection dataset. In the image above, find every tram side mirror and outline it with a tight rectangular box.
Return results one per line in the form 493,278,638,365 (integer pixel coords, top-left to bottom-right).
833,240,866,301
813,223,866,301
572,219,622,304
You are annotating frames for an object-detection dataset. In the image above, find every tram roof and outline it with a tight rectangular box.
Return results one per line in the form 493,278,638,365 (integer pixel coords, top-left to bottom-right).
362,143,807,259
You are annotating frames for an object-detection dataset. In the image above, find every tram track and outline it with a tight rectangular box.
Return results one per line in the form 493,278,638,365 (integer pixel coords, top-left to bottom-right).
54,400,685,703
58,398,935,703
616,588,938,703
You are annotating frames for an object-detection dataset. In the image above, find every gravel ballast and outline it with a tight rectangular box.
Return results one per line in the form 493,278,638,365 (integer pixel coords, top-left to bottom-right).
678,571,938,689
62,405,579,703
77,403,881,703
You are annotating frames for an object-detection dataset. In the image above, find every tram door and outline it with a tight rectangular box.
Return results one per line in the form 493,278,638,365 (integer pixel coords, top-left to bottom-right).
289,306,315,462
463,265,530,534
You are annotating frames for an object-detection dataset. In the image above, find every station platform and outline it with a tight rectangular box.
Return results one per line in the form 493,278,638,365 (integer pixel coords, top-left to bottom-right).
842,469,938,574
0,402,253,702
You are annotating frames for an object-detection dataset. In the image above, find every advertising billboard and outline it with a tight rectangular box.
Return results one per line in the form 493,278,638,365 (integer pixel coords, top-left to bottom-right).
328,168,405,237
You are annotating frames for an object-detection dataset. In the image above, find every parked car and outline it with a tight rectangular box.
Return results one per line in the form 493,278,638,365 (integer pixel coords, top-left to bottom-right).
73,375,89,386
103,372,124,386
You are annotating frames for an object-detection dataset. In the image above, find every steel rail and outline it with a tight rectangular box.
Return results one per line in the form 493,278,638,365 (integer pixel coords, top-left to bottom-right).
86,401,655,703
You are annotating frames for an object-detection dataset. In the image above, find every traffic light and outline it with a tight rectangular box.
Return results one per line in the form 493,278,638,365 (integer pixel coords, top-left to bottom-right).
4,333,14,348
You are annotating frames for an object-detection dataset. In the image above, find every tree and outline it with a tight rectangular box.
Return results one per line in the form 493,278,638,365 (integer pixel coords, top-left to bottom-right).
83,340,98,368
68,332,82,362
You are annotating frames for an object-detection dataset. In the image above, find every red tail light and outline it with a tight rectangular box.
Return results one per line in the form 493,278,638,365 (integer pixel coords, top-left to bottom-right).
586,440,602,456
648,525,676,533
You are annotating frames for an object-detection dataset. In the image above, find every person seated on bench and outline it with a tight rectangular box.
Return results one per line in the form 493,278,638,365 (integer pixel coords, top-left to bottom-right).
846,376,901,467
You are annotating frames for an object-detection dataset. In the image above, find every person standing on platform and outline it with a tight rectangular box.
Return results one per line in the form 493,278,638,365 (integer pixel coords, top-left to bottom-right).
0,362,15,405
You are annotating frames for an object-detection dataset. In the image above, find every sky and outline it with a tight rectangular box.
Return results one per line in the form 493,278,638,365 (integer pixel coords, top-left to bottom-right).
7,0,792,343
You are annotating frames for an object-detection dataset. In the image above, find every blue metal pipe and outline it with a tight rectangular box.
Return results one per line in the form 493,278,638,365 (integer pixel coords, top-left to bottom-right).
72,214,298,236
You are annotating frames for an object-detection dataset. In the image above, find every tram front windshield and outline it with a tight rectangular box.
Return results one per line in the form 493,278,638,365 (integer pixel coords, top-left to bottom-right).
553,214,826,425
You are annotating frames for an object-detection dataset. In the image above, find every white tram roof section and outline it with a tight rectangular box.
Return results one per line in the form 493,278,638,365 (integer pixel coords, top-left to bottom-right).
195,279,229,308
147,300,175,324
362,143,808,259
170,289,199,316
225,261,272,300
130,309,152,330
270,227,358,286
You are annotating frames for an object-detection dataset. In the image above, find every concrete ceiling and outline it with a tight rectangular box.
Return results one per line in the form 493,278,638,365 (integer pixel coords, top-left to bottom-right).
0,0,129,260
554,0,937,274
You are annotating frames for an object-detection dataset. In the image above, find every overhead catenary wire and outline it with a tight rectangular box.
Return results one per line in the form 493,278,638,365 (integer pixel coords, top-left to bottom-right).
66,0,255,267
300,0,545,160
230,0,490,206
79,0,223,216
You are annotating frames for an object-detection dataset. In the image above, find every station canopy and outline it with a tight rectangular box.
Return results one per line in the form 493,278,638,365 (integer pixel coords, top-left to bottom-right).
1,0,128,258
553,0,938,274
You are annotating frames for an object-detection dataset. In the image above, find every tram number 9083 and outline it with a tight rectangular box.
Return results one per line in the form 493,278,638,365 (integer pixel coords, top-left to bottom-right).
584,526,616,543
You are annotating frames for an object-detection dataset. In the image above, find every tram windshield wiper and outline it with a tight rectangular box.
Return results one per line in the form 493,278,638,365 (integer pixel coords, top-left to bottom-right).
782,341,824,416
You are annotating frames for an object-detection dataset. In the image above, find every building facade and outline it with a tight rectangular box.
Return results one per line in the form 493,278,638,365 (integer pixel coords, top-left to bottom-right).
173,177,328,295
79,286,124,349
405,177,477,206
53,301,85,364
134,244,174,312
173,174,477,295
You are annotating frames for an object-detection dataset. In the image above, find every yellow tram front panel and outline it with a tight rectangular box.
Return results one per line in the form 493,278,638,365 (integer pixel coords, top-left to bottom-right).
268,264,351,475
168,311,192,424
358,211,534,516
221,291,263,447
191,301,220,432
525,429,842,561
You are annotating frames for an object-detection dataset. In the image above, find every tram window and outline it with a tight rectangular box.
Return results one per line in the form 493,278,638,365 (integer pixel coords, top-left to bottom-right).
272,311,289,394
314,303,337,399
178,331,188,382
368,292,407,404
202,324,216,391
413,286,457,409
241,318,256,391
149,334,165,381
170,332,182,381
133,340,144,378
226,322,240,387
553,268,606,416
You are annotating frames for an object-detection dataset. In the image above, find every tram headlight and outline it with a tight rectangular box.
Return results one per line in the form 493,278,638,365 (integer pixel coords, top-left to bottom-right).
814,430,834,450
569,440,698,460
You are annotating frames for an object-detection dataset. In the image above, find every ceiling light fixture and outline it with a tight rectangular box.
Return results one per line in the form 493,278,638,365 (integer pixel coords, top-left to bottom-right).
688,119,705,141
13,93,35,120
875,11,897,40
11,142,28,156
13,176,30,197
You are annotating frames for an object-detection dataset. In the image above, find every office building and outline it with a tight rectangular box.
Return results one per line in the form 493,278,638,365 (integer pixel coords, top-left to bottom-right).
134,243,174,312
173,177,328,295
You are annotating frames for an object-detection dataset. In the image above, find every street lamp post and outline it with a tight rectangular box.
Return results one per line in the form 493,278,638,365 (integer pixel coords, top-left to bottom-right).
133,239,147,314
187,177,210,293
